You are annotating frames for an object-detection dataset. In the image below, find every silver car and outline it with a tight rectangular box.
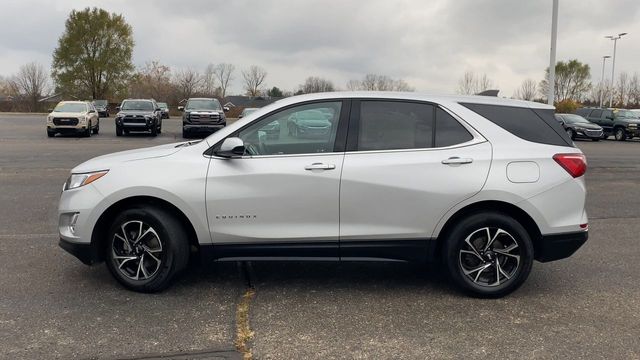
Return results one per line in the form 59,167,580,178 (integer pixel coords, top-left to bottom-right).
58,92,588,297
47,101,100,137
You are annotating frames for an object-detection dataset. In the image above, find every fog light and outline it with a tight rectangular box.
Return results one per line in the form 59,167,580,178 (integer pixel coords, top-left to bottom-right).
69,213,80,234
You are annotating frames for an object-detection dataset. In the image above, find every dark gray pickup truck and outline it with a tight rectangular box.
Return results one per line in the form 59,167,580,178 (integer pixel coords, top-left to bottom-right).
179,98,227,138
576,107,640,141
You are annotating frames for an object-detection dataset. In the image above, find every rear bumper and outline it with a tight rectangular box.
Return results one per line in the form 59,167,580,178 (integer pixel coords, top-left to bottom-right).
535,230,588,262
59,238,100,265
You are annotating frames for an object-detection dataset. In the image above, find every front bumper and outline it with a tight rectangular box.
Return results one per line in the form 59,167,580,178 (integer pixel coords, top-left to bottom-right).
183,123,226,133
48,125,88,134
535,230,588,262
575,128,603,139
59,238,100,265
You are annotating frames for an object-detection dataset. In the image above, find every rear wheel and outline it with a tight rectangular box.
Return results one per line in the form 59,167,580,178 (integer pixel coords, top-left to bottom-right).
444,212,534,298
105,206,190,292
615,127,627,141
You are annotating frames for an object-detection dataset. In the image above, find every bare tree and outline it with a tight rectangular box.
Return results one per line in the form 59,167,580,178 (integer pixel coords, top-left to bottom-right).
456,71,494,95
242,65,267,97
616,72,630,107
347,74,414,91
10,62,49,111
514,79,538,101
129,61,173,100
628,73,640,107
173,69,203,100
202,64,218,97
299,76,335,94
213,63,235,98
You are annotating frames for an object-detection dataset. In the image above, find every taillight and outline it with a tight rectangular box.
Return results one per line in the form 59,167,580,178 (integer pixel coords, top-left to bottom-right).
553,153,587,178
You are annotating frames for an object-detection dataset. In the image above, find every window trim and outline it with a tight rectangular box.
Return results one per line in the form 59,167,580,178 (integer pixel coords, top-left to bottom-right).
204,99,351,158
345,98,485,154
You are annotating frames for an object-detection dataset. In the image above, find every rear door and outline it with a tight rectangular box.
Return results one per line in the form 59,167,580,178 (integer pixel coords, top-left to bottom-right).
339,100,491,260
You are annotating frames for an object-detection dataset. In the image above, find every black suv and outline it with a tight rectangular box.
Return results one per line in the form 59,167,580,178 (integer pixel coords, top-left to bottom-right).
576,107,640,141
179,98,227,138
92,100,110,117
115,99,163,137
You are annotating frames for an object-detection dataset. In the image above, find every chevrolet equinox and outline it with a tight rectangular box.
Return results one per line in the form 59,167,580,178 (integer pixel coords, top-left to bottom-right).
58,92,588,297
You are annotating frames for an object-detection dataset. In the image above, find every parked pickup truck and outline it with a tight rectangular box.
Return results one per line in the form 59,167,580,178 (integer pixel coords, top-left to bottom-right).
179,98,227,138
576,107,640,141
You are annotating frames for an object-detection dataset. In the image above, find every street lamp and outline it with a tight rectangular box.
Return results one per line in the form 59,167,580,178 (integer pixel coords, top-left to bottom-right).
605,32,627,107
599,55,611,108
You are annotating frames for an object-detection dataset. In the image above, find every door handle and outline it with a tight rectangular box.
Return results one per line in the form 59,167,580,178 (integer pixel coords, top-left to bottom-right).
304,163,336,170
441,157,473,165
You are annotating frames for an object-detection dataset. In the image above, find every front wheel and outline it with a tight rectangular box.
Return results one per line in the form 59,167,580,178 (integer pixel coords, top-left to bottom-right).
566,128,575,140
615,128,627,141
105,206,190,292
443,212,534,298
116,125,123,136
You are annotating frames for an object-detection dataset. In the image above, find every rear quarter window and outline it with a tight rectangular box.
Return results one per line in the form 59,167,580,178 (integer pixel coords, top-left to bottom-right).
460,103,573,147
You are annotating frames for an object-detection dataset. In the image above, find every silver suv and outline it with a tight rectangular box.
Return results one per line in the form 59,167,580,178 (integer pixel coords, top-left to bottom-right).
58,92,588,297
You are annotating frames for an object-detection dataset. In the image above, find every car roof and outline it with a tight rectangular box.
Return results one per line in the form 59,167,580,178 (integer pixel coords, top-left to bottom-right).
188,98,218,101
58,101,89,104
122,99,154,102
270,91,555,110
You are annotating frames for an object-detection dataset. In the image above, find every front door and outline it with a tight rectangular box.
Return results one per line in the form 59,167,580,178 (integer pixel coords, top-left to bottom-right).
206,100,347,258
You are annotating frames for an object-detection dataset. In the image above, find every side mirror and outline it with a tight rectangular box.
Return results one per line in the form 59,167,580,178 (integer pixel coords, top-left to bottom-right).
178,106,184,111
215,137,245,158
606,116,614,120
48,108,53,112
116,106,120,111
156,108,162,112
88,109,96,113
223,106,230,112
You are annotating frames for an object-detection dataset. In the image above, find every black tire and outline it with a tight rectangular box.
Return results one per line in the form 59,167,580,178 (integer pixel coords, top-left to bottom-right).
443,212,534,298
92,123,99,134
150,124,158,137
615,127,627,141
591,138,599,142
566,129,575,140
182,128,189,138
84,123,92,137
116,125,123,136
105,206,190,292
47,130,55,137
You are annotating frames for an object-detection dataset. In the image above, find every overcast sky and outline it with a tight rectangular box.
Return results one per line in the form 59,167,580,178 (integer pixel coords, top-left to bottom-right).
1,0,639,96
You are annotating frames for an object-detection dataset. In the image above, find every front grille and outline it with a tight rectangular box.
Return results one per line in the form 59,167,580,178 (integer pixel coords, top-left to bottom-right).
53,118,78,126
189,113,221,124
584,129,602,136
123,115,146,124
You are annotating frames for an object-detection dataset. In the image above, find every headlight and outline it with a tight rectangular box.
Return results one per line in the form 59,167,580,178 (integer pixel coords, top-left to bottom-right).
64,170,108,191
78,117,86,123
47,116,53,123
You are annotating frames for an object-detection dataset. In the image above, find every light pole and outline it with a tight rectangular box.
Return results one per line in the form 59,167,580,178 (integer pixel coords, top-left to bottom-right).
606,32,627,107
599,55,610,108
548,0,559,106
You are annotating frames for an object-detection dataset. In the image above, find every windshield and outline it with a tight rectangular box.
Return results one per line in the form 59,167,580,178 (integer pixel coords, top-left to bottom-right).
157,102,168,109
615,110,639,118
53,103,87,113
562,114,590,124
121,101,154,111
186,99,221,111
93,100,107,106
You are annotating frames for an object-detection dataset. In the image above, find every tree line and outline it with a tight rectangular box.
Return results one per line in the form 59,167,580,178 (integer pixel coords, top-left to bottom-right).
458,60,640,109
0,7,414,111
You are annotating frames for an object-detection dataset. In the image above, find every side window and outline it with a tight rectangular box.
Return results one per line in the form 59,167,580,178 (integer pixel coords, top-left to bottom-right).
602,110,613,119
435,108,473,147
238,101,342,156
358,101,434,151
590,109,603,118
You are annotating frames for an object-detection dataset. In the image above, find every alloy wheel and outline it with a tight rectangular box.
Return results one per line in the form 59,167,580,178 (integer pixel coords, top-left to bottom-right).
458,227,521,287
111,220,164,281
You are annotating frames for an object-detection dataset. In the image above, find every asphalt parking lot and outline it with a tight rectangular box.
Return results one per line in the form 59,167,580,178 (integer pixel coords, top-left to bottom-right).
1,114,639,359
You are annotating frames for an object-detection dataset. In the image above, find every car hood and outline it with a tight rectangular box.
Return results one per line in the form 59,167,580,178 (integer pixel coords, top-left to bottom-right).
187,110,223,115
49,111,86,118
117,110,155,116
72,142,186,173
619,118,640,124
